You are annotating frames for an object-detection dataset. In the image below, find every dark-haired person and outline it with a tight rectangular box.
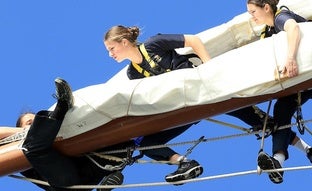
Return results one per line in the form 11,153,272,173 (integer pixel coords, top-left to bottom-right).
7,78,124,191
247,0,312,184
16,111,125,191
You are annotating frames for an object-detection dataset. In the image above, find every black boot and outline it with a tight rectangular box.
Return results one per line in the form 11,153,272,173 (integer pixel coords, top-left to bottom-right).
50,77,74,121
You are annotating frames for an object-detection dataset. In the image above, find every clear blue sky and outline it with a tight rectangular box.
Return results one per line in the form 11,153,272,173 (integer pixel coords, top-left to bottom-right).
1,0,312,190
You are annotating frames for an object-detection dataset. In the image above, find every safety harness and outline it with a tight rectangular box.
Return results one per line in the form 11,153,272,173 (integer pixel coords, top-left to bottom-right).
296,92,306,135
260,6,310,135
260,6,311,39
131,44,170,77
259,6,286,39
132,43,200,77
86,145,144,171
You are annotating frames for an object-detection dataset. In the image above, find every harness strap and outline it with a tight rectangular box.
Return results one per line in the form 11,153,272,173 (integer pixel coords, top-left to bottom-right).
179,136,205,162
131,62,151,77
87,144,144,171
139,44,156,68
132,44,171,77
260,6,289,39
296,92,305,135
131,44,156,77
125,146,144,165
86,154,127,171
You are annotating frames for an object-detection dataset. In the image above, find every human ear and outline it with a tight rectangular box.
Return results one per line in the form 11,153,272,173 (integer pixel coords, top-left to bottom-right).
264,3,271,12
122,39,128,46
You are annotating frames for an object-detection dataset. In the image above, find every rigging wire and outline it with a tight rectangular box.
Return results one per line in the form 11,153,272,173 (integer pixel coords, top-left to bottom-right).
95,119,312,156
3,117,312,189
9,165,312,189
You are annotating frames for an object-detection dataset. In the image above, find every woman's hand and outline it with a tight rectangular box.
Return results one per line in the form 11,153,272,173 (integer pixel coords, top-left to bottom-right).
281,57,298,78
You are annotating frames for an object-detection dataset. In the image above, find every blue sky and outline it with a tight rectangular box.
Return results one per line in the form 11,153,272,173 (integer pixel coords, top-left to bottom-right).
1,0,312,190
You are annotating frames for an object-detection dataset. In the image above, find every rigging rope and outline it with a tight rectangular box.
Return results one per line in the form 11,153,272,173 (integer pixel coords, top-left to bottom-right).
259,100,272,152
0,128,29,145
9,165,312,189
2,118,311,164
5,118,312,189
86,119,312,168
95,119,312,157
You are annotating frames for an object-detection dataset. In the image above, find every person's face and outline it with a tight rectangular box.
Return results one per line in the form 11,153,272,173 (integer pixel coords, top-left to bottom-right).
247,3,272,25
104,39,130,63
20,113,35,128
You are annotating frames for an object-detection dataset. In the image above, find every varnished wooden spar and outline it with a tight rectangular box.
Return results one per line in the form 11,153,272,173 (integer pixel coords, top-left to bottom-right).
2,0,312,177
1,79,311,176
54,78,312,156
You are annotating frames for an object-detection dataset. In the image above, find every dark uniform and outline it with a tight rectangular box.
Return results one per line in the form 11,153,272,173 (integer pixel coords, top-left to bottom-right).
261,8,312,160
126,34,271,160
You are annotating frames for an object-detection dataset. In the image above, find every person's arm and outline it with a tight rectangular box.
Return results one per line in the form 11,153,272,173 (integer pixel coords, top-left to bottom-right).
184,35,211,63
281,19,300,77
0,127,24,139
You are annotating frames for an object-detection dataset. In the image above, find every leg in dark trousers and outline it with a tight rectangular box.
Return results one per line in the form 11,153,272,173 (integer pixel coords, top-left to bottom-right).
226,106,267,127
140,123,196,161
22,111,82,190
272,89,312,160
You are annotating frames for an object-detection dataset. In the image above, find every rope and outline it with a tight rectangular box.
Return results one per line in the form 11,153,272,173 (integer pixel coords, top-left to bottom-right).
6,118,312,189
206,118,252,133
85,154,126,171
9,165,312,189
0,128,29,145
292,115,312,135
96,118,312,167
3,117,310,166
97,119,312,157
259,100,272,152
91,119,311,166
0,117,275,165
97,132,252,156
272,34,285,90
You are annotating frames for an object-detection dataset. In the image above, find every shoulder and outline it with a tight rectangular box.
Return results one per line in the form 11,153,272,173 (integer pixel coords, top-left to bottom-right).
275,9,306,23
274,10,295,32
144,34,185,51
146,34,184,43
275,10,293,21
275,9,306,32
